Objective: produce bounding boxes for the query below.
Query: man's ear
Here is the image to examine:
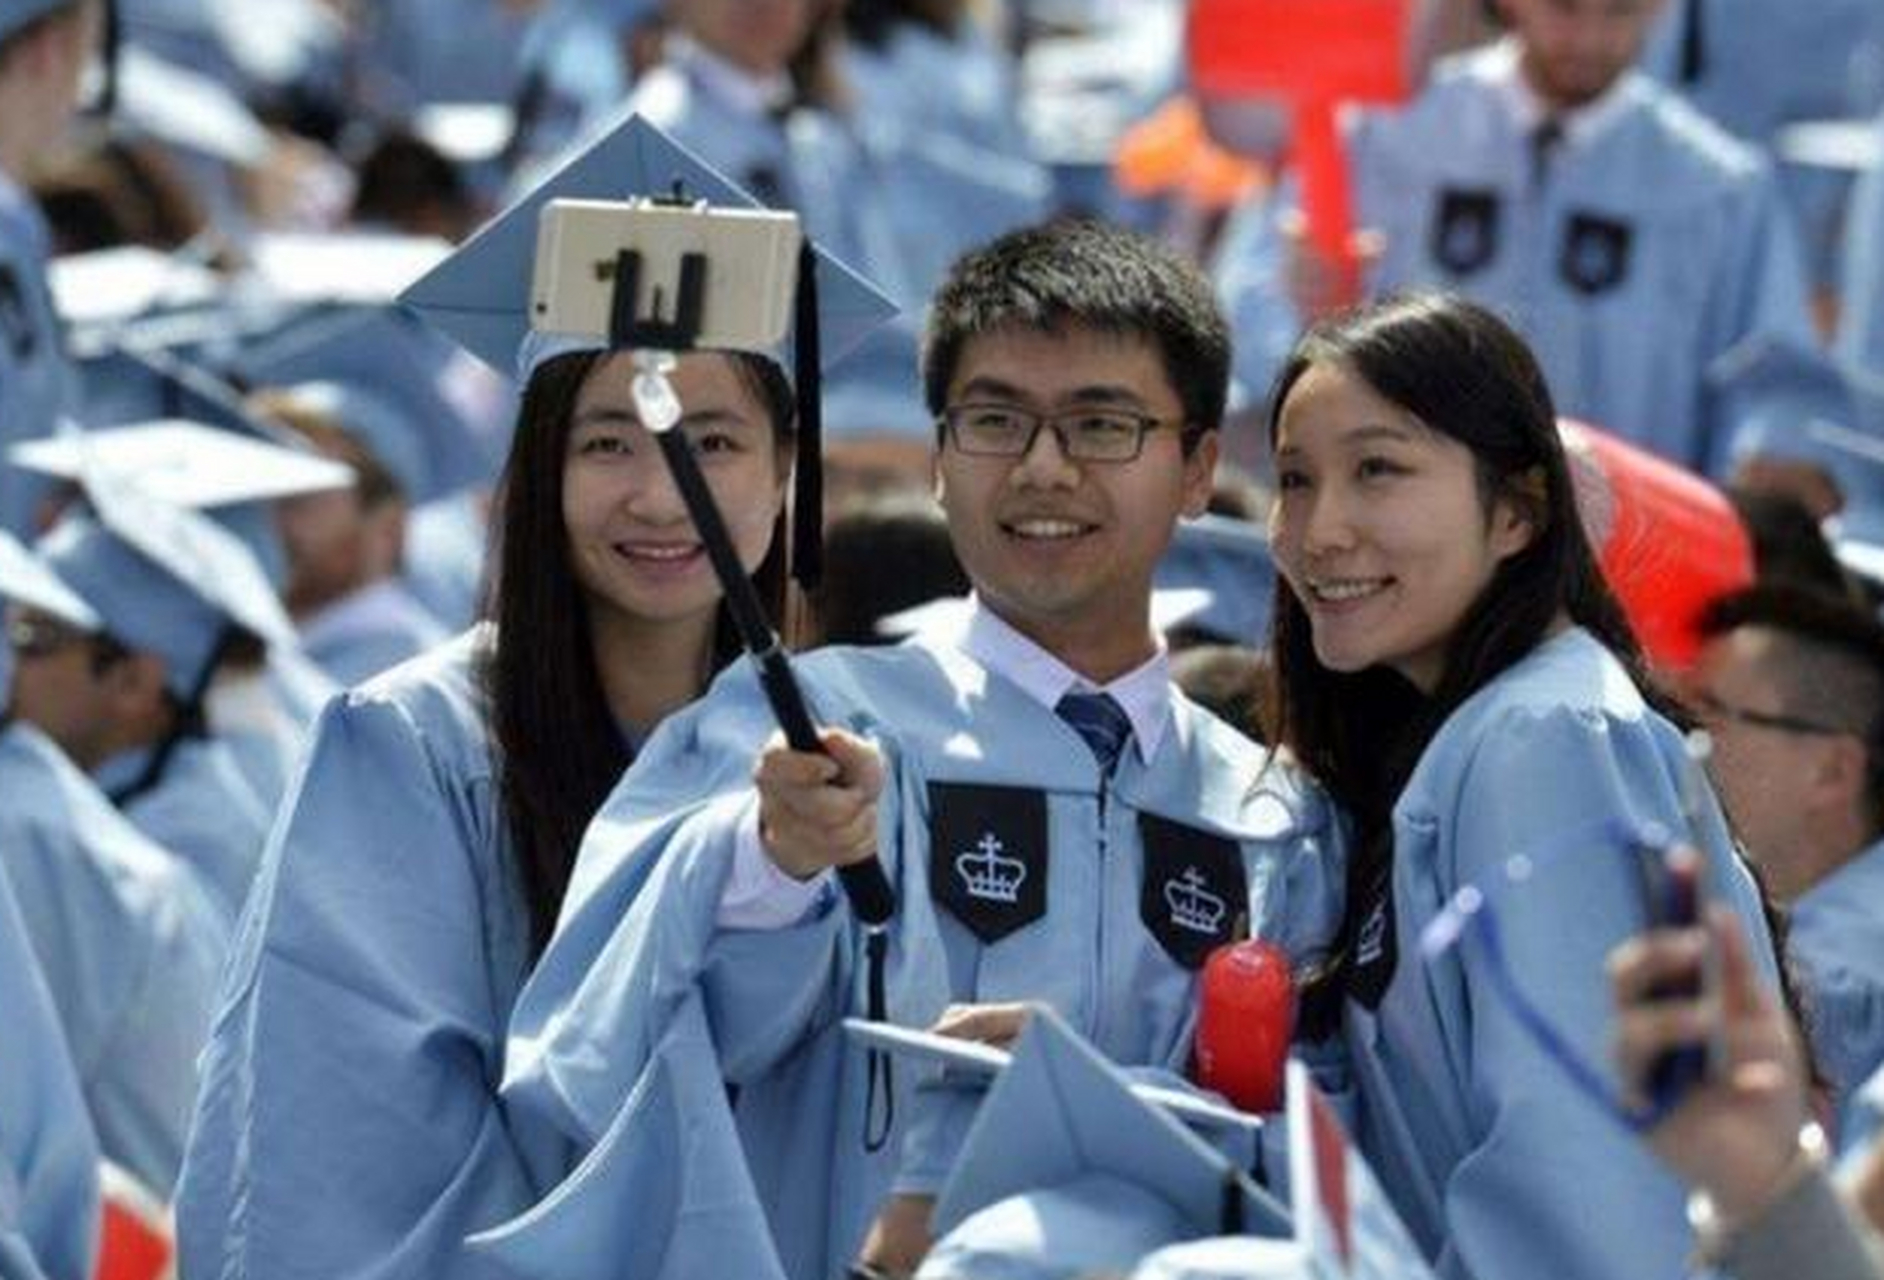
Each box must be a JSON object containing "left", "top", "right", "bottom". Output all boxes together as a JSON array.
[
  {"left": 1181, "top": 431, "right": 1220, "bottom": 519},
  {"left": 1814, "top": 732, "right": 1871, "bottom": 817}
]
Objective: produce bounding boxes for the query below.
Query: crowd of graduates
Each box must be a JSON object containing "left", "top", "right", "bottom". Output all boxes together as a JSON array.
[{"left": 1, "top": 0, "right": 1883, "bottom": 1277}]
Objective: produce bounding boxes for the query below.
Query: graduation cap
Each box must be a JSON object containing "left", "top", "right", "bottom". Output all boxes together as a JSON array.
[
  {"left": 224, "top": 304, "right": 508, "bottom": 502},
  {"left": 398, "top": 111, "right": 900, "bottom": 587},
  {"left": 9, "top": 419, "right": 354, "bottom": 509},
  {"left": 0, "top": 528, "right": 100, "bottom": 630},
  {"left": 921, "top": 1007, "right": 1289, "bottom": 1280},
  {"left": 1156, "top": 513, "right": 1276, "bottom": 648},
  {"left": 34, "top": 462, "right": 297, "bottom": 701}
]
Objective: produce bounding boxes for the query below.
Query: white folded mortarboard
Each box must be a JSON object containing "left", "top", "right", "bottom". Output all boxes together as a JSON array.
[
  {"left": 248, "top": 233, "right": 454, "bottom": 308},
  {"left": 398, "top": 112, "right": 901, "bottom": 586},
  {"left": 49, "top": 245, "right": 221, "bottom": 329},
  {"left": 9, "top": 420, "right": 353, "bottom": 509},
  {"left": 114, "top": 44, "right": 273, "bottom": 168},
  {"left": 0, "top": 528, "right": 100, "bottom": 630}
]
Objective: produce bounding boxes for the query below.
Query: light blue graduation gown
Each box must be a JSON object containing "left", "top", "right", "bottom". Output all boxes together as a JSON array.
[
  {"left": 402, "top": 489, "right": 491, "bottom": 634},
  {"left": 1638, "top": 0, "right": 1884, "bottom": 290},
  {"left": 1354, "top": 48, "right": 1815, "bottom": 474},
  {"left": 841, "top": 18, "right": 1033, "bottom": 164},
  {"left": 297, "top": 578, "right": 451, "bottom": 688},
  {"left": 1218, "top": 44, "right": 1817, "bottom": 472},
  {"left": 0, "top": 721, "right": 227, "bottom": 1200},
  {"left": 94, "top": 735, "right": 271, "bottom": 928},
  {"left": 1340, "top": 627, "right": 1777, "bottom": 1280},
  {"left": 1837, "top": 111, "right": 1884, "bottom": 383},
  {"left": 176, "top": 627, "right": 574, "bottom": 1280},
  {"left": 483, "top": 628, "right": 1345, "bottom": 1280},
  {"left": 0, "top": 859, "right": 99, "bottom": 1280},
  {"left": 1791, "top": 838, "right": 1884, "bottom": 1136},
  {"left": 0, "top": 173, "right": 69, "bottom": 539}
]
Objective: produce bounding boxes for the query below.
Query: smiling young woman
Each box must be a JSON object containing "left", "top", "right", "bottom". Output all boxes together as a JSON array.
[{"left": 1264, "top": 292, "right": 1789, "bottom": 1280}]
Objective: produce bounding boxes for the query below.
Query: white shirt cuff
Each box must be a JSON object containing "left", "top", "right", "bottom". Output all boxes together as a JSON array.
[{"left": 715, "top": 799, "right": 833, "bottom": 930}]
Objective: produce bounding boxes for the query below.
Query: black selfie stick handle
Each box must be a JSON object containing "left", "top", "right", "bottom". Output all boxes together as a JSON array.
[
  {"left": 647, "top": 429, "right": 896, "bottom": 927},
  {"left": 615, "top": 237, "right": 895, "bottom": 929}
]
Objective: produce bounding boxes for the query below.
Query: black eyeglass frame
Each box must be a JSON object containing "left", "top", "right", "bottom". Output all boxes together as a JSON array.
[
  {"left": 1689, "top": 690, "right": 1851, "bottom": 739},
  {"left": 937, "top": 403, "right": 1185, "bottom": 464}
]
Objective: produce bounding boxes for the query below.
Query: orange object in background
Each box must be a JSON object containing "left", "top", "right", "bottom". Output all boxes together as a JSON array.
[
  {"left": 1114, "top": 97, "right": 1268, "bottom": 211},
  {"left": 1561, "top": 420, "right": 1756, "bottom": 672},
  {"left": 1186, "top": 0, "right": 1413, "bottom": 263}
]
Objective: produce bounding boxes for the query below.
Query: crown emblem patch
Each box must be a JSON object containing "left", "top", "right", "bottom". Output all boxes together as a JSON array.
[
  {"left": 1165, "top": 867, "right": 1228, "bottom": 936},
  {"left": 956, "top": 833, "right": 1027, "bottom": 904},
  {"left": 1140, "top": 814, "right": 1249, "bottom": 970},
  {"left": 930, "top": 782, "right": 1048, "bottom": 944}
]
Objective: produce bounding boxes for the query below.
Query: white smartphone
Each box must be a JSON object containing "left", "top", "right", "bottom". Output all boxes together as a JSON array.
[{"left": 529, "top": 197, "right": 802, "bottom": 353}]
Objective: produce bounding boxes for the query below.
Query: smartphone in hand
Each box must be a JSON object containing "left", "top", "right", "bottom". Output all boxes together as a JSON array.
[{"left": 1632, "top": 838, "right": 1716, "bottom": 1109}]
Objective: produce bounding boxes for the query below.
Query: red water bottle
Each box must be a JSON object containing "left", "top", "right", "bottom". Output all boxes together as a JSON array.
[{"left": 1194, "top": 939, "right": 1296, "bottom": 1113}]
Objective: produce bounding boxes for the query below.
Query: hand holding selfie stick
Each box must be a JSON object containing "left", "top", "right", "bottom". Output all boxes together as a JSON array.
[{"left": 602, "top": 207, "right": 896, "bottom": 934}]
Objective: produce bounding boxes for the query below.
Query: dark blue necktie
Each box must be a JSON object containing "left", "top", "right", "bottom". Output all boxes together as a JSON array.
[{"left": 1056, "top": 690, "right": 1133, "bottom": 776}]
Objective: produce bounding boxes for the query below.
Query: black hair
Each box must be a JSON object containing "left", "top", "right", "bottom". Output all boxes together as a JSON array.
[
  {"left": 812, "top": 490, "right": 968, "bottom": 645},
  {"left": 1700, "top": 583, "right": 1884, "bottom": 837},
  {"left": 920, "top": 218, "right": 1231, "bottom": 454},
  {"left": 481, "top": 348, "right": 796, "bottom": 956},
  {"left": 1264, "top": 294, "right": 1671, "bottom": 1037}
]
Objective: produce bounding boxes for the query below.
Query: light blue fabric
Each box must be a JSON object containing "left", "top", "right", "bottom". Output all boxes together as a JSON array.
[
  {"left": 92, "top": 735, "right": 270, "bottom": 928},
  {"left": 842, "top": 17, "right": 1033, "bottom": 163},
  {"left": 401, "top": 488, "right": 490, "bottom": 633},
  {"left": 176, "top": 627, "right": 576, "bottom": 1280},
  {"left": 1840, "top": 1062, "right": 1884, "bottom": 1163},
  {"left": 1837, "top": 110, "right": 1884, "bottom": 383},
  {"left": 1339, "top": 628, "right": 1777, "bottom": 1280},
  {"left": 297, "top": 578, "right": 450, "bottom": 688},
  {"left": 1638, "top": 0, "right": 1884, "bottom": 290},
  {"left": 0, "top": 173, "right": 70, "bottom": 539},
  {"left": 0, "top": 842, "right": 98, "bottom": 1280},
  {"left": 0, "top": 720, "right": 227, "bottom": 1200},
  {"left": 485, "top": 625, "right": 1345, "bottom": 1280},
  {"left": 1219, "top": 44, "right": 1817, "bottom": 474},
  {"left": 623, "top": 57, "right": 1046, "bottom": 436},
  {"left": 1790, "top": 838, "right": 1884, "bottom": 1136},
  {"left": 35, "top": 512, "right": 229, "bottom": 701}
]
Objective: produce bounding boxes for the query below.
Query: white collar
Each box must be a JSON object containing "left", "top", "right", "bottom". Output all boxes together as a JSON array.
[{"left": 957, "top": 594, "right": 1171, "bottom": 763}]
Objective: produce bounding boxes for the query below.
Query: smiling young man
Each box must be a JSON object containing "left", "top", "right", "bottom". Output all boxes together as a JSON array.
[{"left": 483, "top": 220, "right": 1346, "bottom": 1280}]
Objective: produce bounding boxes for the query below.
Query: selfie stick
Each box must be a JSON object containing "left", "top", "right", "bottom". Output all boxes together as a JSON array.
[{"left": 607, "top": 230, "right": 896, "bottom": 932}]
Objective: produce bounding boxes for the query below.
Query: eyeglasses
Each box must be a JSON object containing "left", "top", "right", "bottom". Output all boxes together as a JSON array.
[
  {"left": 939, "top": 403, "right": 1181, "bottom": 463},
  {"left": 5, "top": 613, "right": 95, "bottom": 660},
  {"left": 1688, "top": 690, "right": 1847, "bottom": 738}
]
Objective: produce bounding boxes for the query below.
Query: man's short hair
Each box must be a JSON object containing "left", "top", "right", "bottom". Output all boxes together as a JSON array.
[
  {"left": 1702, "top": 584, "right": 1884, "bottom": 834},
  {"left": 920, "top": 218, "right": 1232, "bottom": 453}
]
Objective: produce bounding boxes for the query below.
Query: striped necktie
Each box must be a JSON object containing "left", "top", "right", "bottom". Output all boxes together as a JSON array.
[{"left": 1056, "top": 691, "right": 1133, "bottom": 776}]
